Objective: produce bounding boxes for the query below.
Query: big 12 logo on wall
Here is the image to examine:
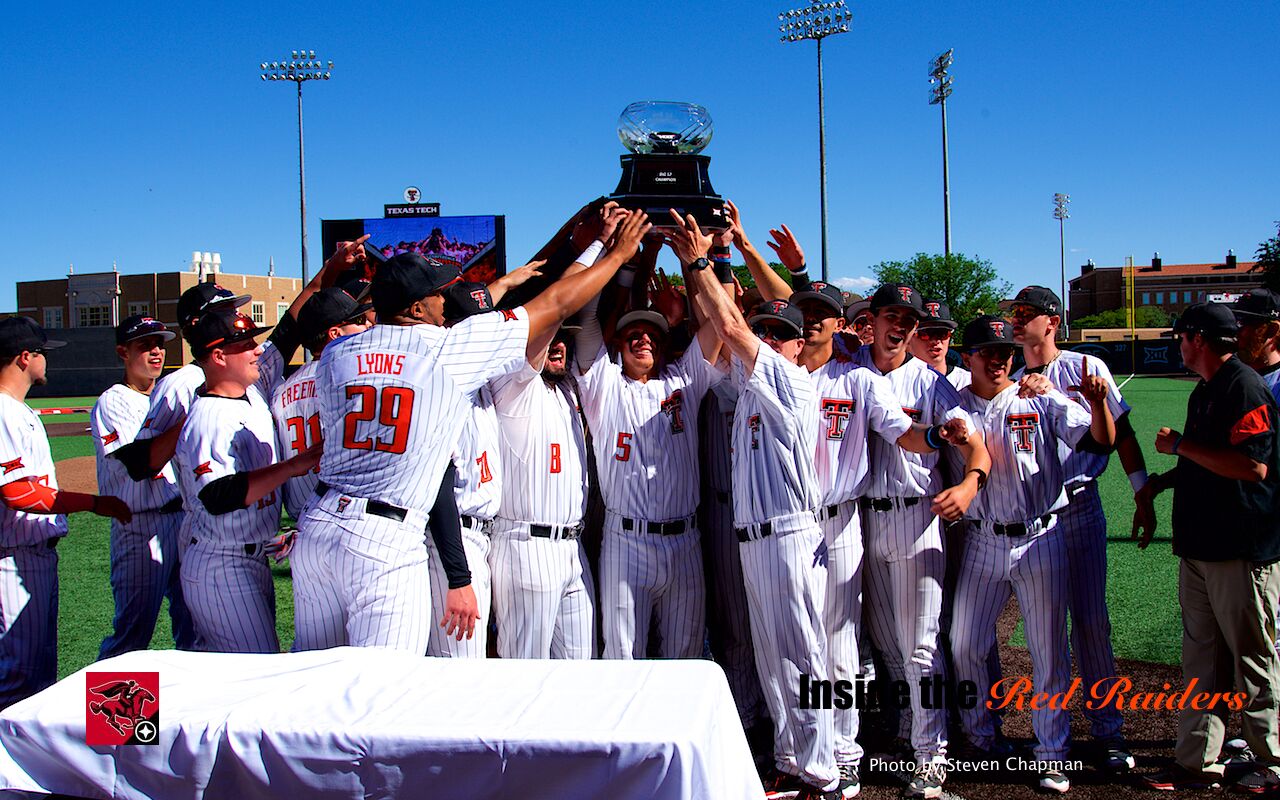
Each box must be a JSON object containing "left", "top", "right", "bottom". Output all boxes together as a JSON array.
[{"left": 85, "top": 672, "right": 160, "bottom": 745}]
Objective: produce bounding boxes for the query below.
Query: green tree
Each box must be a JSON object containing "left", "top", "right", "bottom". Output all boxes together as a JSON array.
[
  {"left": 870, "top": 253, "right": 1011, "bottom": 327},
  {"left": 1252, "top": 221, "right": 1280, "bottom": 292},
  {"left": 1072, "top": 305, "right": 1170, "bottom": 329}
]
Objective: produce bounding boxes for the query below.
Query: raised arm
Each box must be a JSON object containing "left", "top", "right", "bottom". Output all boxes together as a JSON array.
[
  {"left": 674, "top": 210, "right": 759, "bottom": 373},
  {"left": 725, "top": 200, "right": 793, "bottom": 303}
]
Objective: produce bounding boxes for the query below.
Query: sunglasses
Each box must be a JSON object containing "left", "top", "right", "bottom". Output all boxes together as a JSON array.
[
  {"left": 971, "top": 345, "right": 1016, "bottom": 361},
  {"left": 751, "top": 324, "right": 801, "bottom": 342},
  {"left": 916, "top": 328, "right": 953, "bottom": 342},
  {"left": 1009, "top": 306, "right": 1046, "bottom": 323}
]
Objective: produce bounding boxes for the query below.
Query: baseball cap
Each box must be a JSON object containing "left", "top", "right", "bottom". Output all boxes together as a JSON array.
[
  {"left": 869, "top": 283, "right": 925, "bottom": 314},
  {"left": 1169, "top": 302, "right": 1239, "bottom": 340},
  {"left": 0, "top": 317, "right": 66, "bottom": 359},
  {"left": 115, "top": 314, "right": 176, "bottom": 346},
  {"left": 1008, "top": 286, "right": 1063, "bottom": 316},
  {"left": 1232, "top": 289, "right": 1280, "bottom": 323},
  {"left": 962, "top": 315, "right": 1017, "bottom": 349},
  {"left": 186, "top": 310, "right": 273, "bottom": 358},
  {"left": 176, "top": 283, "right": 251, "bottom": 328},
  {"left": 615, "top": 309, "right": 670, "bottom": 336},
  {"left": 442, "top": 281, "right": 495, "bottom": 324},
  {"left": 747, "top": 299, "right": 805, "bottom": 339},
  {"left": 790, "top": 281, "right": 844, "bottom": 315},
  {"left": 370, "top": 253, "right": 462, "bottom": 318},
  {"left": 920, "top": 299, "right": 959, "bottom": 330},
  {"left": 298, "top": 288, "right": 373, "bottom": 346},
  {"left": 844, "top": 298, "right": 871, "bottom": 324}
]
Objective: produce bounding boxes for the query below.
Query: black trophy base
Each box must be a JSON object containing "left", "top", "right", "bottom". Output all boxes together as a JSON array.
[
  {"left": 610, "top": 153, "right": 727, "bottom": 230},
  {"left": 610, "top": 193, "right": 727, "bottom": 231}
]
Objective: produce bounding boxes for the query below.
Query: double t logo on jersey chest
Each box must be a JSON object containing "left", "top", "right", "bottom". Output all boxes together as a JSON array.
[
  {"left": 821, "top": 398, "right": 855, "bottom": 440},
  {"left": 661, "top": 390, "right": 685, "bottom": 433},
  {"left": 1006, "top": 412, "right": 1040, "bottom": 453}
]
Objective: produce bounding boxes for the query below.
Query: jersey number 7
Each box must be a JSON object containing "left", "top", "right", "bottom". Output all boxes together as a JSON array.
[{"left": 342, "top": 385, "right": 415, "bottom": 454}]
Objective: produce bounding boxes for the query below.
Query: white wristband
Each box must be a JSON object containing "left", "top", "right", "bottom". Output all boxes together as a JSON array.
[
  {"left": 1128, "top": 469, "right": 1148, "bottom": 494},
  {"left": 617, "top": 264, "right": 637, "bottom": 288},
  {"left": 577, "top": 240, "right": 605, "bottom": 268}
]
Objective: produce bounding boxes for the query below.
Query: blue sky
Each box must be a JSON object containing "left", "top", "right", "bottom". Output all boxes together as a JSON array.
[{"left": 3, "top": 1, "right": 1276, "bottom": 310}]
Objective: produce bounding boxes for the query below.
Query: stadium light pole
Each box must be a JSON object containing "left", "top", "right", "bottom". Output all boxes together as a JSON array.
[
  {"left": 260, "top": 51, "right": 333, "bottom": 290},
  {"left": 778, "top": 0, "right": 853, "bottom": 282},
  {"left": 929, "top": 49, "right": 954, "bottom": 257},
  {"left": 1054, "top": 192, "right": 1070, "bottom": 337}
]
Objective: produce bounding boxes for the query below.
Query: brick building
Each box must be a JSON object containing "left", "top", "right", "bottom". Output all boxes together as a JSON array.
[
  {"left": 12, "top": 257, "right": 303, "bottom": 397},
  {"left": 1068, "top": 251, "right": 1261, "bottom": 320}
]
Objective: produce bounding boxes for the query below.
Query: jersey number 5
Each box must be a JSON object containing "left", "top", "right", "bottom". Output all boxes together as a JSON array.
[
  {"left": 614, "top": 432, "right": 632, "bottom": 462},
  {"left": 342, "top": 385, "right": 415, "bottom": 454}
]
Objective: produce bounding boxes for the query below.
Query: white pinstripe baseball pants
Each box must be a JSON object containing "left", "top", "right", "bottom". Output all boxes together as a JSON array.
[
  {"left": 818, "top": 501, "right": 865, "bottom": 766},
  {"left": 181, "top": 538, "right": 279, "bottom": 654},
  {"left": 952, "top": 519, "right": 1071, "bottom": 762},
  {"left": 489, "top": 519, "right": 595, "bottom": 660},
  {"left": 600, "top": 512, "right": 705, "bottom": 660},
  {"left": 702, "top": 491, "right": 769, "bottom": 729},
  {"left": 862, "top": 500, "right": 948, "bottom": 764},
  {"left": 0, "top": 543, "right": 58, "bottom": 709},
  {"left": 739, "top": 521, "right": 837, "bottom": 789},
  {"left": 1058, "top": 481, "right": 1125, "bottom": 740},
  {"left": 293, "top": 491, "right": 434, "bottom": 654},
  {"left": 100, "top": 511, "right": 197, "bottom": 659},
  {"left": 426, "top": 520, "right": 491, "bottom": 658}
]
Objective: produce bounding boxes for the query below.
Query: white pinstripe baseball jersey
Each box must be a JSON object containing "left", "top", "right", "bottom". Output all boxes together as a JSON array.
[
  {"left": 491, "top": 364, "right": 588, "bottom": 526},
  {"left": 809, "top": 359, "right": 914, "bottom": 506},
  {"left": 91, "top": 385, "right": 180, "bottom": 515},
  {"left": 454, "top": 385, "right": 502, "bottom": 520},
  {"left": 1014, "top": 350, "right": 1127, "bottom": 484},
  {"left": 137, "top": 344, "right": 285, "bottom": 443},
  {"left": 946, "top": 365, "right": 972, "bottom": 392},
  {"left": 950, "top": 385, "right": 1093, "bottom": 522},
  {"left": 579, "top": 343, "right": 722, "bottom": 521},
  {"left": 173, "top": 387, "right": 282, "bottom": 544},
  {"left": 853, "top": 347, "right": 971, "bottom": 497},
  {"left": 0, "top": 394, "right": 66, "bottom": 545},
  {"left": 271, "top": 361, "right": 322, "bottom": 520},
  {"left": 731, "top": 345, "right": 820, "bottom": 526},
  {"left": 315, "top": 310, "right": 530, "bottom": 511}
]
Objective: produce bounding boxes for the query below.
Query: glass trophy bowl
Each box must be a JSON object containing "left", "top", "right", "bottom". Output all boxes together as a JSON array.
[
  {"left": 617, "top": 101, "right": 714, "bottom": 155},
  {"left": 610, "top": 101, "right": 726, "bottom": 231}
]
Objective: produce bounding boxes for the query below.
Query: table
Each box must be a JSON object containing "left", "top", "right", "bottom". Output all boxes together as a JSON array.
[{"left": 0, "top": 648, "right": 764, "bottom": 800}]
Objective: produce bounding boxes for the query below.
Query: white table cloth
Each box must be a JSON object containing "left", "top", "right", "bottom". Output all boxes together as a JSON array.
[{"left": 0, "top": 648, "right": 764, "bottom": 800}]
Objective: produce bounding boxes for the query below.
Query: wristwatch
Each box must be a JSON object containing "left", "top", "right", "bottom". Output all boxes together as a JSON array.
[{"left": 688, "top": 257, "right": 711, "bottom": 271}]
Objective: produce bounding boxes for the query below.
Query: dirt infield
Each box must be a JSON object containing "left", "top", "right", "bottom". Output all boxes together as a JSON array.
[
  {"left": 55, "top": 456, "right": 97, "bottom": 493},
  {"left": 851, "top": 597, "right": 1209, "bottom": 799},
  {"left": 44, "top": 421, "right": 90, "bottom": 438}
]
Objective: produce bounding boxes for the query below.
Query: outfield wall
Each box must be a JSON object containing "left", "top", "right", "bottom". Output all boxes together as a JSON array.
[{"left": 1061, "top": 338, "right": 1187, "bottom": 377}]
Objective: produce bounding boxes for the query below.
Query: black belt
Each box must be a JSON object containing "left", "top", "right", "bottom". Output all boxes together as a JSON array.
[
  {"left": 622, "top": 516, "right": 691, "bottom": 536},
  {"left": 992, "top": 515, "right": 1053, "bottom": 537},
  {"left": 530, "top": 523, "right": 582, "bottom": 540},
  {"left": 190, "top": 537, "right": 267, "bottom": 557},
  {"left": 735, "top": 521, "right": 773, "bottom": 542},
  {"left": 460, "top": 514, "right": 492, "bottom": 532},
  {"left": 315, "top": 482, "right": 407, "bottom": 523},
  {"left": 859, "top": 496, "right": 922, "bottom": 513}
]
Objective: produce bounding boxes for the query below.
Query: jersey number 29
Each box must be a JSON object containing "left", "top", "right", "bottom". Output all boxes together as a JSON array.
[{"left": 342, "top": 385, "right": 415, "bottom": 454}]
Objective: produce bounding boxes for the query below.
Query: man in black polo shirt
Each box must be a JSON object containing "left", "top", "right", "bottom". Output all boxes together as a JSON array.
[{"left": 1134, "top": 302, "right": 1280, "bottom": 793}]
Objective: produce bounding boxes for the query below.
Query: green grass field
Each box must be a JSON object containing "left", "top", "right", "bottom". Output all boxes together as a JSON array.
[
  {"left": 28, "top": 395, "right": 95, "bottom": 427},
  {"left": 41, "top": 376, "right": 1196, "bottom": 679}
]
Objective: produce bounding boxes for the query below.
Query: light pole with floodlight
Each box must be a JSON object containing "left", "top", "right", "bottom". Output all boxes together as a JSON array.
[
  {"left": 929, "top": 49, "right": 954, "bottom": 257},
  {"left": 260, "top": 51, "right": 333, "bottom": 288},
  {"left": 1054, "top": 192, "right": 1070, "bottom": 336},
  {"left": 778, "top": 0, "right": 853, "bottom": 282}
]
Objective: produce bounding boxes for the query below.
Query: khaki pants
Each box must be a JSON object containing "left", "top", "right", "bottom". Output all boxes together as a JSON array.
[{"left": 1177, "top": 557, "right": 1280, "bottom": 774}]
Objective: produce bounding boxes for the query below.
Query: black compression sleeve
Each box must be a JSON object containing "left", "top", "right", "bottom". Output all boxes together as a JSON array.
[
  {"left": 112, "top": 439, "right": 159, "bottom": 482},
  {"left": 268, "top": 312, "right": 302, "bottom": 365},
  {"left": 1115, "top": 411, "right": 1136, "bottom": 443},
  {"left": 428, "top": 463, "right": 471, "bottom": 589},
  {"left": 1075, "top": 432, "right": 1115, "bottom": 455},
  {"left": 198, "top": 473, "right": 251, "bottom": 515}
]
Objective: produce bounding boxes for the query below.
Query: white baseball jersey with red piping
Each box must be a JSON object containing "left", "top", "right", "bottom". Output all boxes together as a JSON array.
[
  {"left": 91, "top": 384, "right": 194, "bottom": 658},
  {"left": 271, "top": 360, "right": 322, "bottom": 520},
  {"left": 730, "top": 344, "right": 836, "bottom": 789},
  {"left": 577, "top": 341, "right": 722, "bottom": 659},
  {"left": 947, "top": 384, "right": 1092, "bottom": 763},
  {"left": 1012, "top": 349, "right": 1130, "bottom": 741},
  {"left": 0, "top": 394, "right": 66, "bottom": 707},
  {"left": 295, "top": 310, "right": 530, "bottom": 654}
]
